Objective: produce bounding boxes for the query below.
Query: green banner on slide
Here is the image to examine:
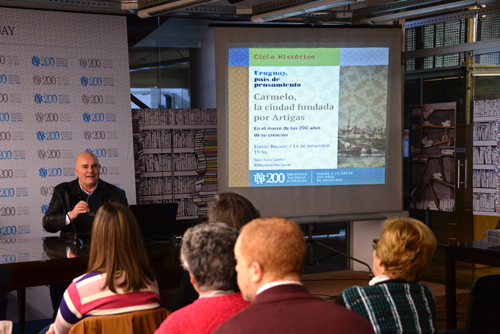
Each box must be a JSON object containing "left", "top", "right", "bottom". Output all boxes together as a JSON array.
[{"left": 249, "top": 48, "right": 340, "bottom": 66}]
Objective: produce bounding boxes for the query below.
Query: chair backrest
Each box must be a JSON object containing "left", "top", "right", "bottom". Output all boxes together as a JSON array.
[
  {"left": 68, "top": 307, "right": 169, "bottom": 334},
  {"left": 464, "top": 274, "right": 500, "bottom": 334}
]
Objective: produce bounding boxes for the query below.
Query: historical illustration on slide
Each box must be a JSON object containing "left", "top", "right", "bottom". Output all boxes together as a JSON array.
[{"left": 337, "top": 65, "right": 388, "bottom": 169}]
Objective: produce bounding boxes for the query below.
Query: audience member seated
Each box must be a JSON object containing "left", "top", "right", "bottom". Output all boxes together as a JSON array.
[
  {"left": 335, "top": 217, "right": 438, "bottom": 334},
  {"left": 45, "top": 202, "right": 161, "bottom": 334},
  {"left": 167, "top": 192, "right": 259, "bottom": 312},
  {"left": 213, "top": 217, "right": 375, "bottom": 334},
  {"left": 0, "top": 265, "right": 10, "bottom": 320},
  {"left": 155, "top": 222, "right": 249, "bottom": 334},
  {"left": 206, "top": 192, "right": 260, "bottom": 229}
]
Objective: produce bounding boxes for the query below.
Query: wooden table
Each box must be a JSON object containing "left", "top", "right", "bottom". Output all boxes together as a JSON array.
[
  {"left": 441, "top": 240, "right": 500, "bottom": 329},
  {"left": 1, "top": 236, "right": 181, "bottom": 334}
]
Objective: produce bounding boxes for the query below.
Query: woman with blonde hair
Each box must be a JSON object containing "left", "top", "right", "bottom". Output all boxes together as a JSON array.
[
  {"left": 336, "top": 217, "right": 438, "bottom": 334},
  {"left": 46, "top": 202, "right": 161, "bottom": 334}
]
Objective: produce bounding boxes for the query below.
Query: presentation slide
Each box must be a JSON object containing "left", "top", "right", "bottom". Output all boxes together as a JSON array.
[{"left": 228, "top": 47, "right": 388, "bottom": 187}]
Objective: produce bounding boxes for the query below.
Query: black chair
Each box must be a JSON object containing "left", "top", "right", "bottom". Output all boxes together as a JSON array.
[{"left": 440, "top": 274, "right": 500, "bottom": 334}]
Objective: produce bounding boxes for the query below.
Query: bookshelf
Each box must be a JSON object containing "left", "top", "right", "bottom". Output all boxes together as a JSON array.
[
  {"left": 472, "top": 99, "right": 499, "bottom": 216},
  {"left": 133, "top": 108, "right": 218, "bottom": 220}
]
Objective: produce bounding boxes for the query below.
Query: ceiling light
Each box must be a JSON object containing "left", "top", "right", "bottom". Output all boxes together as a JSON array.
[
  {"left": 138, "top": 0, "right": 219, "bottom": 18},
  {"left": 251, "top": 0, "right": 357, "bottom": 23}
]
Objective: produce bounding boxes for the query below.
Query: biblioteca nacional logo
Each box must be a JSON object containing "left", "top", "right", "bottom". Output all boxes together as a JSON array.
[{"left": 0, "top": 24, "right": 15, "bottom": 36}]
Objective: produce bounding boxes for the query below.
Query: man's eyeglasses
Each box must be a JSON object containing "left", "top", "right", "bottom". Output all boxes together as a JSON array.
[{"left": 372, "top": 239, "right": 379, "bottom": 250}]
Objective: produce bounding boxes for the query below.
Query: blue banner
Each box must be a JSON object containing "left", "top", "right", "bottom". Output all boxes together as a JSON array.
[{"left": 249, "top": 168, "right": 385, "bottom": 187}]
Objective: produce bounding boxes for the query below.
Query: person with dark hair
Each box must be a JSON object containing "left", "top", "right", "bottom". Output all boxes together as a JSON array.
[
  {"left": 0, "top": 265, "right": 10, "bottom": 320},
  {"left": 45, "top": 203, "right": 160, "bottom": 334},
  {"left": 167, "top": 192, "right": 259, "bottom": 312},
  {"left": 213, "top": 217, "right": 374, "bottom": 334},
  {"left": 336, "top": 217, "right": 438, "bottom": 334},
  {"left": 155, "top": 222, "right": 249, "bottom": 334},
  {"left": 207, "top": 192, "right": 260, "bottom": 230}
]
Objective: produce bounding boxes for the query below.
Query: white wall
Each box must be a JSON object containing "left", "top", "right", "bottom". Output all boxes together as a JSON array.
[{"left": 350, "top": 220, "right": 385, "bottom": 272}]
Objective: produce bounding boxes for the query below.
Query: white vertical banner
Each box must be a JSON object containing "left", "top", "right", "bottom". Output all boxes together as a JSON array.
[{"left": 0, "top": 8, "right": 136, "bottom": 239}]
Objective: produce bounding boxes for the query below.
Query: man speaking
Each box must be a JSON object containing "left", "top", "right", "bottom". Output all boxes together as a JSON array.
[
  {"left": 42, "top": 151, "right": 128, "bottom": 317},
  {"left": 43, "top": 151, "right": 128, "bottom": 235}
]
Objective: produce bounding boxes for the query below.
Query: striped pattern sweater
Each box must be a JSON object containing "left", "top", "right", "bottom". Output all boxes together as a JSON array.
[
  {"left": 341, "top": 282, "right": 437, "bottom": 334},
  {"left": 51, "top": 271, "right": 161, "bottom": 334}
]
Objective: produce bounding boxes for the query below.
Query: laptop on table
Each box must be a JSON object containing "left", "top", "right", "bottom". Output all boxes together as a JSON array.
[{"left": 129, "top": 203, "right": 178, "bottom": 241}]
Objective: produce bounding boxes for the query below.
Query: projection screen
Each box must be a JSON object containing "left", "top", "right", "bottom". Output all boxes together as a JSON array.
[{"left": 214, "top": 25, "right": 403, "bottom": 221}]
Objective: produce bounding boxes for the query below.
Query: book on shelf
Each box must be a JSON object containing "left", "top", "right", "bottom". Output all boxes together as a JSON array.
[
  {"left": 193, "top": 197, "right": 215, "bottom": 204},
  {"left": 195, "top": 177, "right": 217, "bottom": 184},
  {"left": 197, "top": 207, "right": 210, "bottom": 213},
  {"left": 190, "top": 191, "right": 217, "bottom": 198},
  {"left": 195, "top": 183, "right": 218, "bottom": 192},
  {"left": 198, "top": 190, "right": 218, "bottom": 196}
]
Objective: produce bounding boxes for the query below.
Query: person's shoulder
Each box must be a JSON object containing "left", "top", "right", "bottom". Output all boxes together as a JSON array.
[
  {"left": 384, "top": 281, "right": 430, "bottom": 293},
  {"left": 226, "top": 292, "right": 250, "bottom": 305},
  {"left": 99, "top": 179, "right": 126, "bottom": 194},
  {"left": 99, "top": 179, "right": 116, "bottom": 189},
  {"left": 209, "top": 293, "right": 250, "bottom": 313},
  {"left": 341, "top": 284, "right": 368, "bottom": 296},
  {"left": 155, "top": 309, "right": 182, "bottom": 334},
  {"left": 343, "top": 284, "right": 367, "bottom": 291},
  {"left": 415, "top": 281, "right": 433, "bottom": 291},
  {"left": 211, "top": 308, "right": 248, "bottom": 334},
  {"left": 158, "top": 299, "right": 201, "bottom": 330},
  {"left": 306, "top": 299, "right": 375, "bottom": 332},
  {"left": 305, "top": 293, "right": 358, "bottom": 313},
  {"left": 340, "top": 285, "right": 374, "bottom": 306},
  {"left": 53, "top": 179, "right": 75, "bottom": 189},
  {"left": 74, "top": 271, "right": 104, "bottom": 283},
  {"left": 413, "top": 282, "right": 437, "bottom": 300},
  {"left": 51, "top": 180, "right": 77, "bottom": 194}
]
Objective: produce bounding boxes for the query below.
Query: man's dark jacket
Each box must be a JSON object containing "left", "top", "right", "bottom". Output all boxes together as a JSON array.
[{"left": 42, "top": 178, "right": 128, "bottom": 234}]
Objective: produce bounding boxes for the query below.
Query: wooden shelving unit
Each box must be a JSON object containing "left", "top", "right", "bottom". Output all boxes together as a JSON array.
[
  {"left": 132, "top": 108, "right": 218, "bottom": 220},
  {"left": 409, "top": 105, "right": 456, "bottom": 212}
]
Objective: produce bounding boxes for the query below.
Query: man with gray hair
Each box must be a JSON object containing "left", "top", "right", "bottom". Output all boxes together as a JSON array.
[
  {"left": 155, "top": 222, "right": 249, "bottom": 334},
  {"left": 42, "top": 151, "right": 128, "bottom": 318},
  {"left": 43, "top": 151, "right": 128, "bottom": 235}
]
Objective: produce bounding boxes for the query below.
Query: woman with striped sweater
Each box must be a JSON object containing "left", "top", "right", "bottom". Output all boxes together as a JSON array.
[{"left": 46, "top": 202, "right": 161, "bottom": 334}]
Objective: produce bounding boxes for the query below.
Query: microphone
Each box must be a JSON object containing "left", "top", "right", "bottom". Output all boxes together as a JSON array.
[
  {"left": 66, "top": 213, "right": 83, "bottom": 246},
  {"left": 303, "top": 223, "right": 374, "bottom": 280},
  {"left": 325, "top": 247, "right": 374, "bottom": 280}
]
